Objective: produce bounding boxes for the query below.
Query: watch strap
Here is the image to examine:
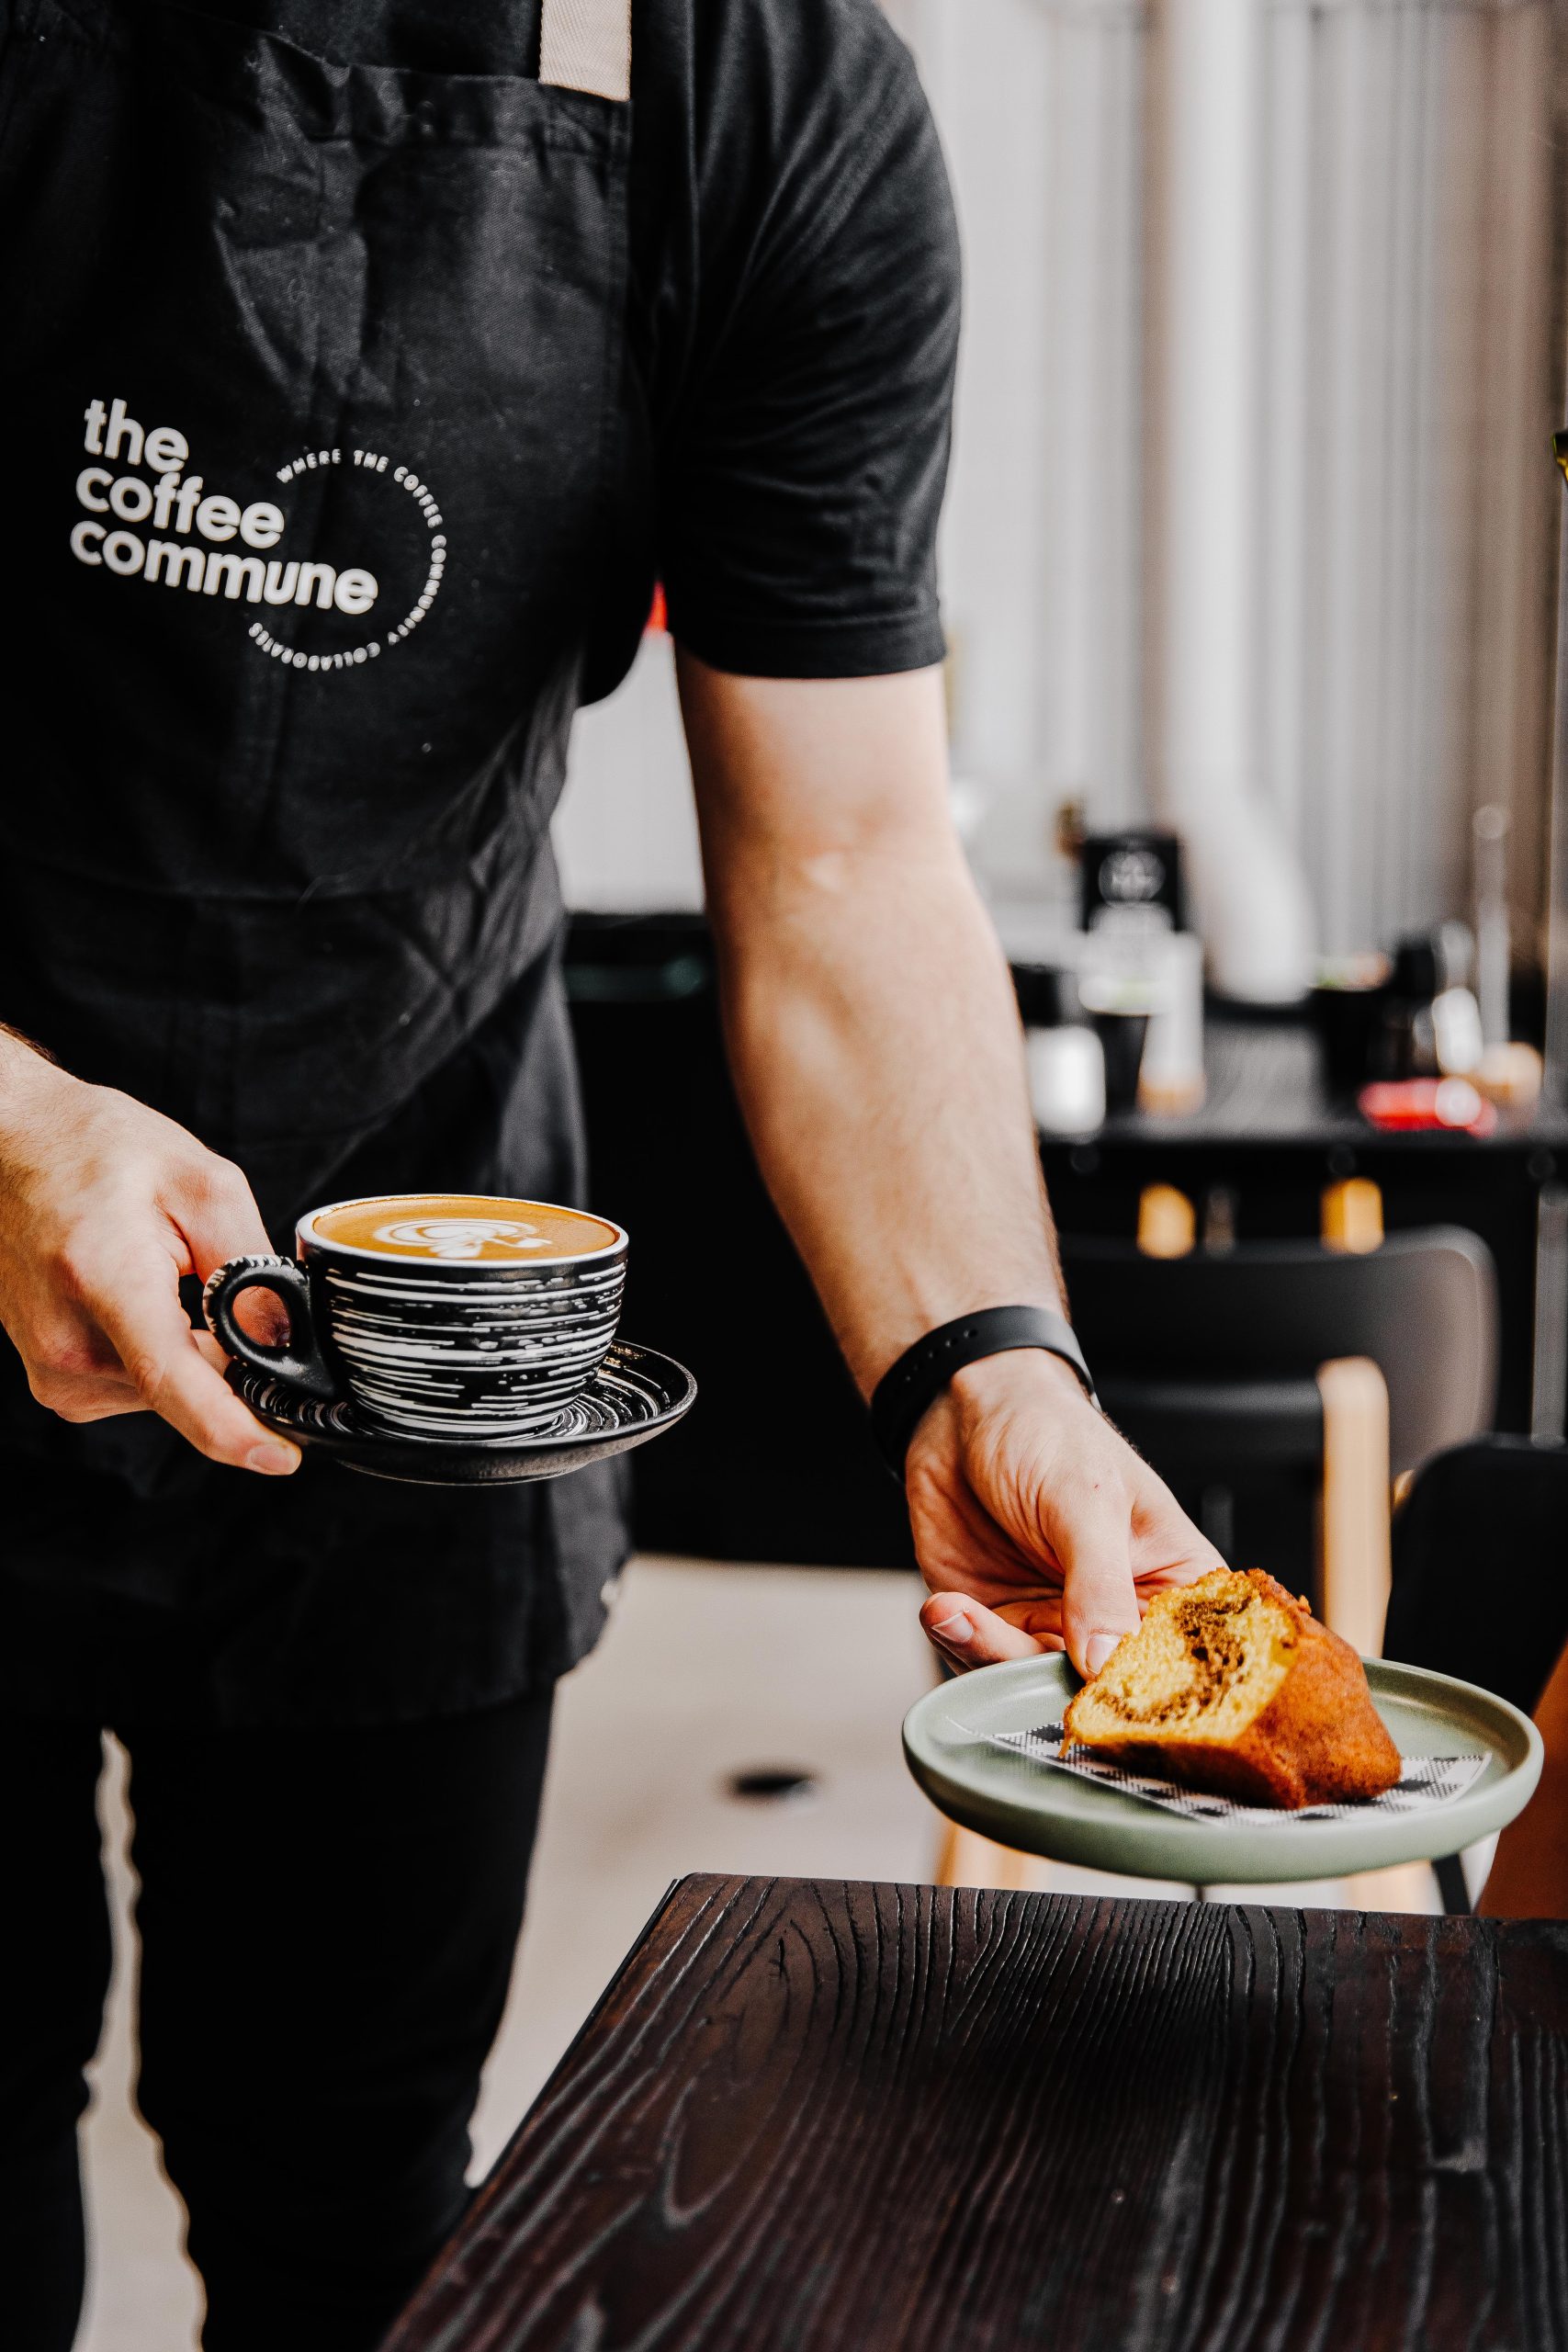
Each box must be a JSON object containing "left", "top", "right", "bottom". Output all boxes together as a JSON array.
[{"left": 870, "top": 1305, "right": 1097, "bottom": 1478}]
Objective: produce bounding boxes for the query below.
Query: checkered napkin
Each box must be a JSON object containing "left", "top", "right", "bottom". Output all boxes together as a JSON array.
[{"left": 986, "top": 1723, "right": 1487, "bottom": 1822}]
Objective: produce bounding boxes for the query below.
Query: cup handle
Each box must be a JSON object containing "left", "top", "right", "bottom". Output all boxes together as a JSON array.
[{"left": 201, "top": 1255, "right": 340, "bottom": 1403}]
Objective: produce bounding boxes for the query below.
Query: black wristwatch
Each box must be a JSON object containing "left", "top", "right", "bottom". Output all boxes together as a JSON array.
[{"left": 869, "top": 1305, "right": 1098, "bottom": 1479}]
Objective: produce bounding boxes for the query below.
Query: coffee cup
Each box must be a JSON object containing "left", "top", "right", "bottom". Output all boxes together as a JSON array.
[{"left": 202, "top": 1193, "right": 628, "bottom": 1442}]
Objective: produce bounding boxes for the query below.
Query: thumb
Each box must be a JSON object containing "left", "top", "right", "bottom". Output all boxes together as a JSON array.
[{"left": 1052, "top": 1490, "right": 1140, "bottom": 1679}]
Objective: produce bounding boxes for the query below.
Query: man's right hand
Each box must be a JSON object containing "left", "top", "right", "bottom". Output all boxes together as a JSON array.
[{"left": 0, "top": 1036, "right": 300, "bottom": 1473}]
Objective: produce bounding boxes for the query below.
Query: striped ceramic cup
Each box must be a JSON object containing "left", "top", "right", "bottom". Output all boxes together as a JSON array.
[{"left": 202, "top": 1193, "right": 628, "bottom": 1443}]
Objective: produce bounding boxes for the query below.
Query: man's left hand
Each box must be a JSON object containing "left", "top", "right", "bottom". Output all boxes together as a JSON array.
[{"left": 909, "top": 1349, "right": 1224, "bottom": 1679}]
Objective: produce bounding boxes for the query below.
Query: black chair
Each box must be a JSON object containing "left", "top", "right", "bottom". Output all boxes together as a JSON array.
[
  {"left": 1063, "top": 1228, "right": 1499, "bottom": 1648},
  {"left": 1385, "top": 1434, "right": 1568, "bottom": 1911}
]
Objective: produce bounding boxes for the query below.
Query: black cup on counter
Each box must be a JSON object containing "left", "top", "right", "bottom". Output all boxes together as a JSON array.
[
  {"left": 1010, "top": 964, "right": 1083, "bottom": 1029},
  {"left": 1076, "top": 974, "right": 1156, "bottom": 1117},
  {"left": 1310, "top": 952, "right": 1392, "bottom": 1100},
  {"left": 1090, "top": 1010, "right": 1150, "bottom": 1115}
]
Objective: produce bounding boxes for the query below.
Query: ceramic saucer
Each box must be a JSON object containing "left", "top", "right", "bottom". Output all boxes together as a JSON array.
[{"left": 226, "top": 1339, "right": 695, "bottom": 1486}]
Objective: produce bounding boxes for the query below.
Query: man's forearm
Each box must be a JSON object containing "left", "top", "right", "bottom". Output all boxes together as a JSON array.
[
  {"left": 709, "top": 832, "right": 1061, "bottom": 1397},
  {"left": 680, "top": 652, "right": 1062, "bottom": 1396},
  {"left": 682, "top": 653, "right": 1216, "bottom": 1673}
]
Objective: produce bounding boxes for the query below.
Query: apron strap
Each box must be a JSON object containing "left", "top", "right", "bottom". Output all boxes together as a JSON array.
[{"left": 539, "top": 0, "right": 632, "bottom": 102}]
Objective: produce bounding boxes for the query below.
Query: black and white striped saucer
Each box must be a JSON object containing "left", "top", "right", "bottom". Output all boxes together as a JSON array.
[{"left": 225, "top": 1340, "right": 695, "bottom": 1486}]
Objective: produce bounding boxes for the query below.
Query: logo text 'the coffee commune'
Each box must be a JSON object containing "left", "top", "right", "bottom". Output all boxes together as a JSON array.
[{"left": 67, "top": 398, "right": 448, "bottom": 670}]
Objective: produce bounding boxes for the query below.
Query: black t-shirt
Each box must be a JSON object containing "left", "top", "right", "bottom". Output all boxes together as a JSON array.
[
  {"left": 192, "top": 0, "right": 961, "bottom": 694},
  {"left": 0, "top": 0, "right": 958, "bottom": 1726}
]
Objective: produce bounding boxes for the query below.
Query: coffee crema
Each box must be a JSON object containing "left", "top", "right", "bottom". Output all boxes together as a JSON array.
[{"left": 308, "top": 1194, "right": 623, "bottom": 1264}]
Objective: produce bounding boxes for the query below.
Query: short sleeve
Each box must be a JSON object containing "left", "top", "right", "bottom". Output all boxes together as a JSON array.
[{"left": 657, "top": 6, "right": 960, "bottom": 680}]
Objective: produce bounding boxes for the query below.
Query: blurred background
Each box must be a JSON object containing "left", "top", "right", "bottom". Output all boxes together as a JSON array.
[
  {"left": 563, "top": 0, "right": 1562, "bottom": 958},
  {"left": 91, "top": 6, "right": 1568, "bottom": 2340},
  {"left": 553, "top": 0, "right": 1568, "bottom": 1567}
]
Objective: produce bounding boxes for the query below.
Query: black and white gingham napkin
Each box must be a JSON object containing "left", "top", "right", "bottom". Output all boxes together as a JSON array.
[{"left": 986, "top": 1723, "right": 1487, "bottom": 1822}]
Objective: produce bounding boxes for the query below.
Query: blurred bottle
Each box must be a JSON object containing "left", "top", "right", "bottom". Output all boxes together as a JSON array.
[
  {"left": 1136, "top": 931, "right": 1205, "bottom": 1114},
  {"left": 1432, "top": 921, "right": 1483, "bottom": 1076},
  {"left": 1473, "top": 806, "right": 1511, "bottom": 1055},
  {"left": 1468, "top": 805, "right": 1541, "bottom": 1104},
  {"left": 1373, "top": 931, "right": 1482, "bottom": 1081}
]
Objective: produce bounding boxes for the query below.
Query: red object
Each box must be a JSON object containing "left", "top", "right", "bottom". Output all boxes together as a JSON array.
[
  {"left": 646, "top": 582, "right": 667, "bottom": 635},
  {"left": 1357, "top": 1079, "right": 1496, "bottom": 1136}
]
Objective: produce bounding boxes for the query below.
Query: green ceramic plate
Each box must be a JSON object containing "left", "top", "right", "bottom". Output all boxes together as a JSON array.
[{"left": 903, "top": 1654, "right": 1542, "bottom": 1884}]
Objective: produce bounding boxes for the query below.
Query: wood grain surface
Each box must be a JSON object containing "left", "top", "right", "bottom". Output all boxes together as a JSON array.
[{"left": 382, "top": 1875, "right": 1568, "bottom": 2352}]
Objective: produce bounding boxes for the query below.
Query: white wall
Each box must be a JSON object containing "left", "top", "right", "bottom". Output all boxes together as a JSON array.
[
  {"left": 551, "top": 630, "right": 704, "bottom": 910},
  {"left": 905, "top": 0, "right": 1146, "bottom": 897},
  {"left": 917, "top": 0, "right": 1557, "bottom": 954},
  {"left": 1250, "top": 0, "right": 1555, "bottom": 953}
]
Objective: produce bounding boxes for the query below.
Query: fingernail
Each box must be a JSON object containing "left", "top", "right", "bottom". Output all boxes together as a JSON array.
[
  {"left": 1085, "top": 1632, "right": 1122, "bottom": 1675},
  {"left": 929, "top": 1609, "right": 975, "bottom": 1651},
  {"left": 247, "top": 1442, "right": 299, "bottom": 1476}
]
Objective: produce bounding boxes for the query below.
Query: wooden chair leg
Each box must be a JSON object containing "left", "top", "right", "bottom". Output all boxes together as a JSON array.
[
  {"left": 934, "top": 1816, "right": 1056, "bottom": 1893},
  {"left": 1433, "top": 1853, "right": 1473, "bottom": 1915},
  {"left": 1316, "top": 1354, "right": 1392, "bottom": 1658},
  {"left": 1315, "top": 1356, "right": 1431, "bottom": 1910},
  {"left": 1338, "top": 1860, "right": 1436, "bottom": 1914}
]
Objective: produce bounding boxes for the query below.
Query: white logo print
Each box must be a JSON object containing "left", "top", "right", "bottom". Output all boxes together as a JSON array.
[
  {"left": 374, "top": 1219, "right": 551, "bottom": 1261},
  {"left": 68, "top": 394, "right": 446, "bottom": 673}
]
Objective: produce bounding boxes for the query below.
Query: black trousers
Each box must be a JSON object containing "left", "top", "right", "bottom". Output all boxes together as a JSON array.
[{"left": 1, "top": 1692, "right": 554, "bottom": 2352}]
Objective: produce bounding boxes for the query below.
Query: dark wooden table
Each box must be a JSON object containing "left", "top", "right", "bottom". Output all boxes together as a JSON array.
[{"left": 384, "top": 1873, "right": 1568, "bottom": 2352}]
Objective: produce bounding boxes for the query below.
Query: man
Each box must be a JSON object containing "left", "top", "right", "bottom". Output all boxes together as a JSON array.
[{"left": 0, "top": 0, "right": 1218, "bottom": 2344}]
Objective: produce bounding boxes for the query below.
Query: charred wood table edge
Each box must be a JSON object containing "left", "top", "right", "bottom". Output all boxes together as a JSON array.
[{"left": 380, "top": 1874, "right": 1568, "bottom": 2352}]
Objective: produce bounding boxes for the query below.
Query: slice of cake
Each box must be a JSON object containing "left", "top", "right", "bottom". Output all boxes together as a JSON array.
[{"left": 1062, "top": 1567, "right": 1402, "bottom": 1809}]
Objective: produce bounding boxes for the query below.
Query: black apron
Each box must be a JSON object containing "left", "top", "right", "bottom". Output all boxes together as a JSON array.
[{"left": 0, "top": 0, "right": 637, "bottom": 1725}]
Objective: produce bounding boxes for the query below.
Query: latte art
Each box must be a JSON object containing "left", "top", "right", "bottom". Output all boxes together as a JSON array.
[
  {"left": 374, "top": 1218, "right": 551, "bottom": 1261},
  {"left": 307, "top": 1193, "right": 623, "bottom": 1265}
]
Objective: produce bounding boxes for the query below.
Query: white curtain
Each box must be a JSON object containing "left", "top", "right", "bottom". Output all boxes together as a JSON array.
[{"left": 908, "top": 0, "right": 1559, "bottom": 956}]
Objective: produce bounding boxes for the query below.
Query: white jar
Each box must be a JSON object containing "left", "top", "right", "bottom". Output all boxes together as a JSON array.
[{"left": 1026, "top": 1023, "right": 1106, "bottom": 1136}]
